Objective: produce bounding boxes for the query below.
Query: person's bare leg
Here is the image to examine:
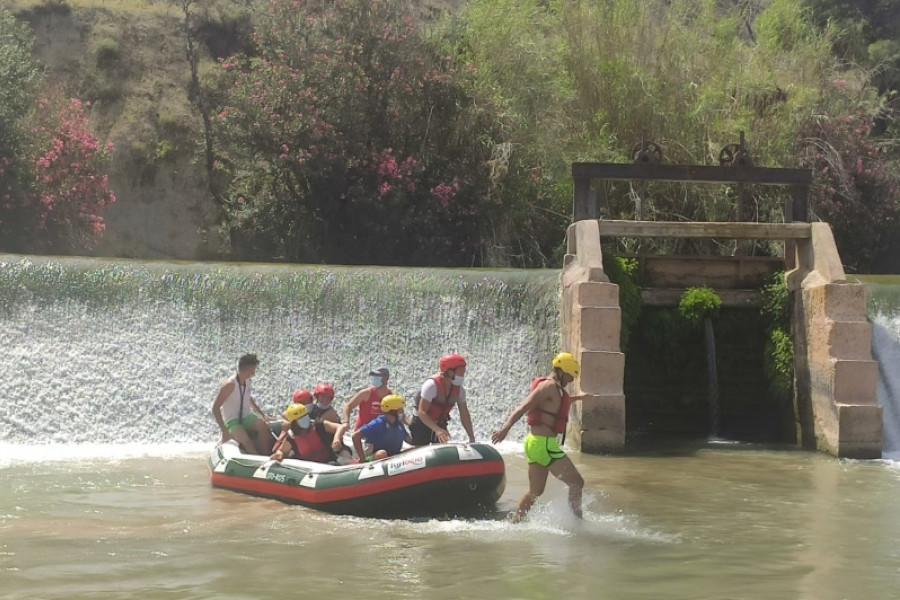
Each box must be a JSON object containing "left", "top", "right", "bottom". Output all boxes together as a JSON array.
[
  {"left": 511, "top": 462, "right": 550, "bottom": 523},
  {"left": 549, "top": 456, "right": 584, "bottom": 518},
  {"left": 252, "top": 418, "right": 273, "bottom": 454},
  {"left": 226, "top": 427, "right": 259, "bottom": 454}
]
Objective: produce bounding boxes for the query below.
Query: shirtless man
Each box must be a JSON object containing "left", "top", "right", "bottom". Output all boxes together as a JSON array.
[
  {"left": 212, "top": 354, "right": 272, "bottom": 455},
  {"left": 491, "top": 352, "right": 585, "bottom": 522}
]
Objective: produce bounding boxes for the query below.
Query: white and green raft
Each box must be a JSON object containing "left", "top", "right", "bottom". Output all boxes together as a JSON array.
[{"left": 208, "top": 440, "right": 506, "bottom": 518}]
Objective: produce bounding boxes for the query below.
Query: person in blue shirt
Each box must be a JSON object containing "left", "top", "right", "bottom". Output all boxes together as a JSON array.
[{"left": 352, "top": 394, "right": 411, "bottom": 461}]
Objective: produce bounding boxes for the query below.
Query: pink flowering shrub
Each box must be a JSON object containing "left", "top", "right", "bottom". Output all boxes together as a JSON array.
[
  {"left": 798, "top": 88, "right": 900, "bottom": 272},
  {"left": 1, "top": 98, "right": 116, "bottom": 253}
]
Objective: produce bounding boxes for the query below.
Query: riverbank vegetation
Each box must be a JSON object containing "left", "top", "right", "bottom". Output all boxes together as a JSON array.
[{"left": 1, "top": 0, "right": 898, "bottom": 270}]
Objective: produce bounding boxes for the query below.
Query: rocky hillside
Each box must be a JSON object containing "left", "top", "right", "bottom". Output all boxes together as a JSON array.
[{"left": 10, "top": 0, "right": 463, "bottom": 260}]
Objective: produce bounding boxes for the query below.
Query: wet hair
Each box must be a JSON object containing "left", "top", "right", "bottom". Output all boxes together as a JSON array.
[{"left": 238, "top": 353, "right": 260, "bottom": 369}]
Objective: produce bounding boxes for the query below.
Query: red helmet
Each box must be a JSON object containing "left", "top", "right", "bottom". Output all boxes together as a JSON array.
[
  {"left": 291, "top": 389, "right": 312, "bottom": 404},
  {"left": 439, "top": 353, "right": 467, "bottom": 373},
  {"left": 313, "top": 382, "right": 335, "bottom": 401}
]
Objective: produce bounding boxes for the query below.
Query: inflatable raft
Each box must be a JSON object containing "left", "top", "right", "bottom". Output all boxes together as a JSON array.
[{"left": 208, "top": 440, "right": 506, "bottom": 517}]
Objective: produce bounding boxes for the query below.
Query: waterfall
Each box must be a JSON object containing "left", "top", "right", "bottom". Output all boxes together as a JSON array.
[
  {"left": 704, "top": 316, "right": 720, "bottom": 439},
  {"left": 0, "top": 255, "right": 560, "bottom": 445},
  {"left": 863, "top": 277, "right": 900, "bottom": 459}
]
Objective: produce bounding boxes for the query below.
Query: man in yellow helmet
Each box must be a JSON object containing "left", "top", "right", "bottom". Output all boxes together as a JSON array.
[
  {"left": 491, "top": 352, "right": 586, "bottom": 522},
  {"left": 351, "top": 394, "right": 412, "bottom": 462}
]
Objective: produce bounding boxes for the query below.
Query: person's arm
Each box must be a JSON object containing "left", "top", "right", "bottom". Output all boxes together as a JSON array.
[
  {"left": 249, "top": 396, "right": 270, "bottom": 420},
  {"left": 568, "top": 394, "right": 587, "bottom": 402},
  {"left": 324, "top": 421, "right": 349, "bottom": 451},
  {"left": 490, "top": 383, "right": 548, "bottom": 444},
  {"left": 457, "top": 402, "right": 476, "bottom": 443},
  {"left": 402, "top": 425, "right": 413, "bottom": 446},
  {"left": 212, "top": 380, "right": 234, "bottom": 440},
  {"left": 351, "top": 429, "right": 367, "bottom": 462},
  {"left": 416, "top": 398, "right": 450, "bottom": 443},
  {"left": 270, "top": 431, "right": 290, "bottom": 461},
  {"left": 342, "top": 390, "right": 364, "bottom": 424}
]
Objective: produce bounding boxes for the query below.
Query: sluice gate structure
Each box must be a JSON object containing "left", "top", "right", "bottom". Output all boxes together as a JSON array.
[{"left": 562, "top": 149, "right": 882, "bottom": 458}]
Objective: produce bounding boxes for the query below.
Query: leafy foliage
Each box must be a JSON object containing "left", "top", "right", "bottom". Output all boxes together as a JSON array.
[
  {"left": 211, "top": 0, "right": 563, "bottom": 266},
  {"left": 601, "top": 252, "right": 641, "bottom": 351},
  {"left": 1, "top": 96, "right": 116, "bottom": 253},
  {"left": 0, "top": 8, "right": 40, "bottom": 227},
  {"left": 760, "top": 271, "right": 793, "bottom": 398},
  {"left": 678, "top": 286, "right": 722, "bottom": 325}
]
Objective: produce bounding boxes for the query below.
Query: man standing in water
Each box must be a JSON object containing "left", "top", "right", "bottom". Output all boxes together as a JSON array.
[
  {"left": 212, "top": 353, "right": 272, "bottom": 455},
  {"left": 491, "top": 352, "right": 585, "bottom": 522},
  {"left": 409, "top": 353, "right": 476, "bottom": 446}
]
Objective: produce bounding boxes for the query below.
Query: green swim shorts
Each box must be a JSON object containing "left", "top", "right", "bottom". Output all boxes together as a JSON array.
[
  {"left": 524, "top": 433, "right": 566, "bottom": 467},
  {"left": 225, "top": 414, "right": 258, "bottom": 431}
]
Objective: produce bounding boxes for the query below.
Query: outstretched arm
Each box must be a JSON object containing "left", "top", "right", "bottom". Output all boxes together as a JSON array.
[
  {"left": 490, "top": 384, "right": 547, "bottom": 444},
  {"left": 270, "top": 431, "right": 290, "bottom": 461}
]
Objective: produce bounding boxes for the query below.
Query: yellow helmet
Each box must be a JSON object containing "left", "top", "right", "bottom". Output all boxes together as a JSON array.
[
  {"left": 284, "top": 402, "right": 310, "bottom": 423},
  {"left": 381, "top": 394, "right": 405, "bottom": 413},
  {"left": 552, "top": 352, "right": 580, "bottom": 377}
]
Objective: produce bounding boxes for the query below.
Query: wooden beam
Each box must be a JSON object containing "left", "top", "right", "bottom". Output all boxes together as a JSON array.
[
  {"left": 572, "top": 163, "right": 812, "bottom": 186},
  {"left": 595, "top": 220, "right": 811, "bottom": 239},
  {"left": 641, "top": 289, "right": 763, "bottom": 308}
]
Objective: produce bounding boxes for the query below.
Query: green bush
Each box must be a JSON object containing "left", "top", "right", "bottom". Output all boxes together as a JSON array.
[
  {"left": 678, "top": 286, "right": 722, "bottom": 325},
  {"left": 760, "top": 271, "right": 794, "bottom": 397},
  {"left": 602, "top": 252, "right": 641, "bottom": 351},
  {"left": 94, "top": 38, "right": 121, "bottom": 70}
]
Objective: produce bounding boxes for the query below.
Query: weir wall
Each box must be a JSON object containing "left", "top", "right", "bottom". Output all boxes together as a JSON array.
[{"left": 562, "top": 219, "right": 882, "bottom": 458}]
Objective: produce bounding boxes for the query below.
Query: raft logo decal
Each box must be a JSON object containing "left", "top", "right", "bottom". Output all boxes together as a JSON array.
[{"left": 387, "top": 454, "right": 426, "bottom": 476}]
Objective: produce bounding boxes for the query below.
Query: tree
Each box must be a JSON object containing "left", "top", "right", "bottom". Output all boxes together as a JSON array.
[
  {"left": 0, "top": 7, "right": 40, "bottom": 239},
  {"left": 213, "top": 0, "right": 557, "bottom": 266}
]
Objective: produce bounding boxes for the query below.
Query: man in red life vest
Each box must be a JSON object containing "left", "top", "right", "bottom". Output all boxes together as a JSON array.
[
  {"left": 270, "top": 403, "right": 349, "bottom": 463},
  {"left": 342, "top": 367, "right": 393, "bottom": 431},
  {"left": 309, "top": 383, "right": 340, "bottom": 424},
  {"left": 409, "top": 353, "right": 476, "bottom": 446},
  {"left": 491, "top": 352, "right": 586, "bottom": 522}
]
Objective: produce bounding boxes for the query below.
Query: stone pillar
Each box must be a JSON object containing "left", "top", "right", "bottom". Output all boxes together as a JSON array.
[
  {"left": 789, "top": 223, "right": 882, "bottom": 458},
  {"left": 562, "top": 221, "right": 626, "bottom": 452}
]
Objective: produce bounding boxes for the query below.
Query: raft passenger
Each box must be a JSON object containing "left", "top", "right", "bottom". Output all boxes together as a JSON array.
[
  {"left": 351, "top": 394, "right": 412, "bottom": 462},
  {"left": 271, "top": 403, "right": 350, "bottom": 464}
]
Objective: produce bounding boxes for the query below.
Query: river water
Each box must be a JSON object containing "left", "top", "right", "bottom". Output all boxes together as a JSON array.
[{"left": 3, "top": 258, "right": 900, "bottom": 599}]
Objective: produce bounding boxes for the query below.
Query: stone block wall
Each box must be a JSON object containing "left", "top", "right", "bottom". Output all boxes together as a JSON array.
[{"left": 562, "top": 221, "right": 626, "bottom": 451}]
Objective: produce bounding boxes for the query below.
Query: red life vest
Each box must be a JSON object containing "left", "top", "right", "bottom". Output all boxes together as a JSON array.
[
  {"left": 355, "top": 386, "right": 392, "bottom": 431},
  {"left": 288, "top": 422, "right": 334, "bottom": 463},
  {"left": 526, "top": 376, "right": 571, "bottom": 435},
  {"left": 422, "top": 375, "right": 461, "bottom": 424}
]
